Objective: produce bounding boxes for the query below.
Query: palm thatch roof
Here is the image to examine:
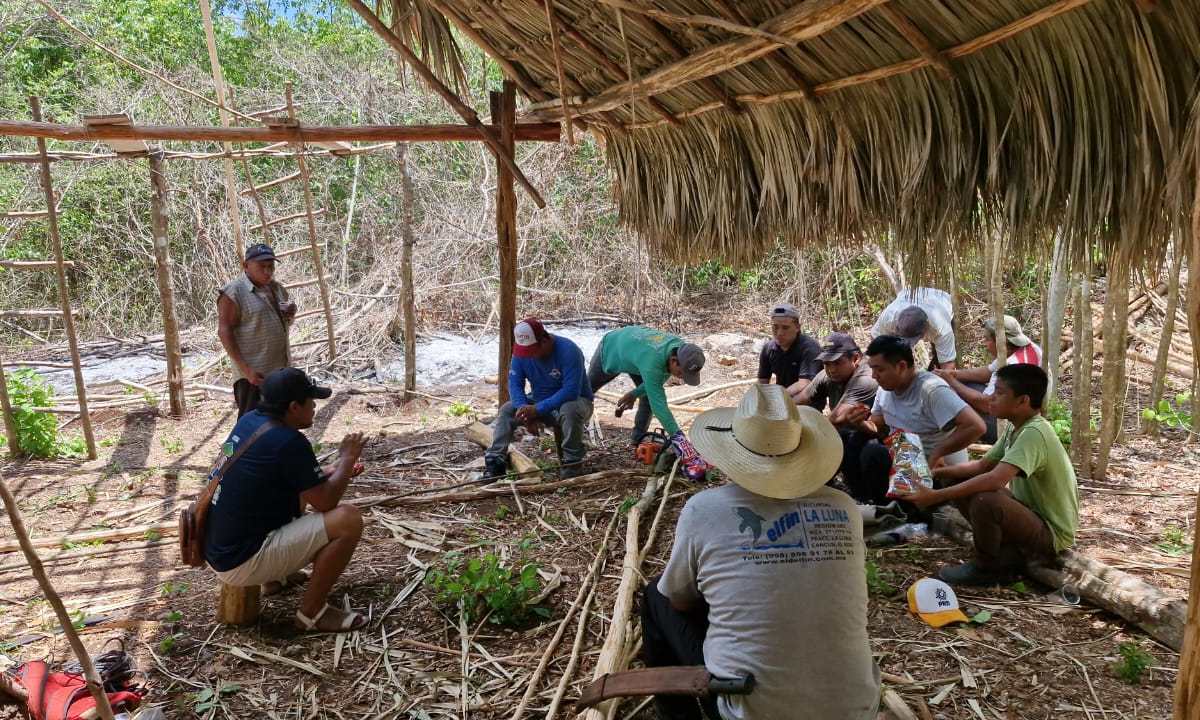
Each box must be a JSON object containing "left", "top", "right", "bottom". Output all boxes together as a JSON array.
[{"left": 360, "top": 0, "right": 1200, "bottom": 268}]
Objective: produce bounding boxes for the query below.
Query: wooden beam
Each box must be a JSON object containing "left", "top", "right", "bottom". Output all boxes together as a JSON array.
[
  {"left": 493, "top": 83, "right": 518, "bottom": 407},
  {"left": 626, "top": 13, "right": 743, "bottom": 114},
  {"left": 553, "top": 0, "right": 883, "bottom": 118},
  {"left": 876, "top": 4, "right": 952, "bottom": 76},
  {"left": 250, "top": 208, "right": 326, "bottom": 232},
  {"left": 147, "top": 152, "right": 186, "bottom": 418},
  {"left": 710, "top": 0, "right": 813, "bottom": 98},
  {"left": 544, "top": 0, "right": 576, "bottom": 144},
  {"left": 1, "top": 210, "right": 49, "bottom": 220},
  {"left": 239, "top": 171, "right": 300, "bottom": 195},
  {"left": 0, "top": 119, "right": 562, "bottom": 144},
  {"left": 0, "top": 259, "right": 75, "bottom": 270},
  {"left": 30, "top": 97, "right": 94, "bottom": 460},
  {"left": 425, "top": 0, "right": 552, "bottom": 103},
  {"left": 345, "top": 0, "right": 548, "bottom": 208}
]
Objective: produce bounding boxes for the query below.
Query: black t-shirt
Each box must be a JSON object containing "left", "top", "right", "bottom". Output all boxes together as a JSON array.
[
  {"left": 757, "top": 334, "right": 822, "bottom": 387},
  {"left": 204, "top": 410, "right": 326, "bottom": 571}
]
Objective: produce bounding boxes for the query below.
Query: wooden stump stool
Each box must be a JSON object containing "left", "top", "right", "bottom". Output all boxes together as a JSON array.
[{"left": 217, "top": 583, "right": 260, "bottom": 625}]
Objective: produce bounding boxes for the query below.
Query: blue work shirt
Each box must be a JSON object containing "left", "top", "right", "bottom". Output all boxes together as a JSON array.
[{"left": 508, "top": 334, "right": 593, "bottom": 415}]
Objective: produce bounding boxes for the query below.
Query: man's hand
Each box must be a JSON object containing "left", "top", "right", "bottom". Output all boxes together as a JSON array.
[
  {"left": 931, "top": 464, "right": 954, "bottom": 480},
  {"left": 841, "top": 403, "right": 871, "bottom": 426},
  {"left": 338, "top": 432, "right": 366, "bottom": 469},
  {"left": 615, "top": 392, "right": 637, "bottom": 417},
  {"left": 514, "top": 404, "right": 538, "bottom": 424},
  {"left": 932, "top": 368, "right": 953, "bottom": 381},
  {"left": 896, "top": 481, "right": 941, "bottom": 508},
  {"left": 243, "top": 368, "right": 266, "bottom": 386},
  {"left": 928, "top": 453, "right": 946, "bottom": 470}
]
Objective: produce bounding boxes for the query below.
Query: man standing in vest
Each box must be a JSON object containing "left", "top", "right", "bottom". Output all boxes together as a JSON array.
[{"left": 218, "top": 244, "right": 296, "bottom": 417}]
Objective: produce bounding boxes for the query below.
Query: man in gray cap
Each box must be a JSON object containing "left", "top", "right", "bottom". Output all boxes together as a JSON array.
[
  {"left": 218, "top": 243, "right": 297, "bottom": 417},
  {"left": 757, "top": 302, "right": 822, "bottom": 401},
  {"left": 872, "top": 287, "right": 957, "bottom": 370}
]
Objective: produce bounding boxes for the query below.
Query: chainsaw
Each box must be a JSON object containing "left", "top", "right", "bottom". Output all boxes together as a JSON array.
[{"left": 634, "top": 429, "right": 677, "bottom": 474}]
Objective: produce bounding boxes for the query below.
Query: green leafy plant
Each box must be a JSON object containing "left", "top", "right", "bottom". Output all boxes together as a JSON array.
[
  {"left": 166, "top": 609, "right": 183, "bottom": 622},
  {"left": 1155, "top": 525, "right": 1191, "bottom": 556},
  {"left": 1112, "top": 641, "right": 1154, "bottom": 684},
  {"left": 3, "top": 370, "right": 60, "bottom": 458},
  {"left": 157, "top": 634, "right": 177, "bottom": 654},
  {"left": 144, "top": 529, "right": 162, "bottom": 541},
  {"left": 494, "top": 504, "right": 510, "bottom": 521},
  {"left": 970, "top": 610, "right": 993, "bottom": 624},
  {"left": 160, "top": 435, "right": 183, "bottom": 455},
  {"left": 62, "top": 539, "right": 103, "bottom": 551},
  {"left": 425, "top": 551, "right": 547, "bottom": 626},
  {"left": 159, "top": 581, "right": 189, "bottom": 596},
  {"left": 1141, "top": 392, "right": 1194, "bottom": 431},
  {"left": 1009, "top": 580, "right": 1029, "bottom": 594},
  {"left": 1045, "top": 401, "right": 1072, "bottom": 446},
  {"left": 446, "top": 401, "right": 474, "bottom": 418},
  {"left": 192, "top": 682, "right": 241, "bottom": 714},
  {"left": 864, "top": 557, "right": 896, "bottom": 596}
]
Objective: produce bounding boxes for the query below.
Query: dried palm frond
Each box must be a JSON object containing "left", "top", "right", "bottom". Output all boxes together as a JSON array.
[{"left": 386, "top": 0, "right": 467, "bottom": 95}]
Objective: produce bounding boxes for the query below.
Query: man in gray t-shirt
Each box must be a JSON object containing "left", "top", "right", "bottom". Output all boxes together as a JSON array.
[
  {"left": 840, "top": 336, "right": 985, "bottom": 504},
  {"left": 644, "top": 384, "right": 880, "bottom": 720}
]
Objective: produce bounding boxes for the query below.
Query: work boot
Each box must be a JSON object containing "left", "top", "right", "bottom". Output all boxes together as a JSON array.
[
  {"left": 560, "top": 462, "right": 586, "bottom": 479},
  {"left": 937, "top": 561, "right": 1008, "bottom": 587},
  {"left": 484, "top": 455, "right": 508, "bottom": 480}
]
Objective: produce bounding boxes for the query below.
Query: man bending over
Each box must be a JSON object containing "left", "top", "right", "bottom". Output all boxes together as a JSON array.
[{"left": 205, "top": 368, "right": 367, "bottom": 633}]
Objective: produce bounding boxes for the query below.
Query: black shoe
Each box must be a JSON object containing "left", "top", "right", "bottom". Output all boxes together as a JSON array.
[
  {"left": 484, "top": 456, "right": 508, "bottom": 480},
  {"left": 560, "top": 462, "right": 586, "bottom": 479},
  {"left": 938, "top": 561, "right": 1007, "bottom": 587}
]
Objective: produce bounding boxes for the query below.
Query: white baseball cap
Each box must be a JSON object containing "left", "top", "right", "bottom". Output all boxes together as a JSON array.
[
  {"left": 513, "top": 318, "right": 549, "bottom": 358},
  {"left": 907, "top": 578, "right": 970, "bottom": 628}
]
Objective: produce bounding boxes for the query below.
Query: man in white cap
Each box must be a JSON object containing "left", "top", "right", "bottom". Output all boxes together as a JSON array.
[
  {"left": 642, "top": 383, "right": 880, "bottom": 720},
  {"left": 485, "top": 318, "right": 593, "bottom": 479},
  {"left": 756, "top": 302, "right": 822, "bottom": 401},
  {"left": 936, "top": 315, "right": 1043, "bottom": 444},
  {"left": 872, "top": 287, "right": 957, "bottom": 370}
]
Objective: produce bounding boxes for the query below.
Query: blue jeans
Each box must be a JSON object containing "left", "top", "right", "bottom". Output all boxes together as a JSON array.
[{"left": 485, "top": 399, "right": 593, "bottom": 465}]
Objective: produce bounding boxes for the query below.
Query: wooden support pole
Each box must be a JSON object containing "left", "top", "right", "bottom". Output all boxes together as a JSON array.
[
  {"left": 492, "top": 82, "right": 518, "bottom": 407},
  {"left": 1146, "top": 236, "right": 1185, "bottom": 434},
  {"left": 147, "top": 152, "right": 186, "bottom": 417},
  {"left": 1070, "top": 264, "right": 1094, "bottom": 477},
  {"left": 286, "top": 84, "right": 338, "bottom": 361},
  {"left": 398, "top": 143, "right": 418, "bottom": 394},
  {"left": 1044, "top": 229, "right": 1070, "bottom": 401},
  {"left": 345, "top": 0, "right": 549, "bottom": 209},
  {"left": 217, "top": 582, "right": 260, "bottom": 625},
  {"left": 543, "top": 0, "right": 575, "bottom": 144},
  {"left": 0, "top": 471, "right": 115, "bottom": 720},
  {"left": 198, "top": 0, "right": 245, "bottom": 258},
  {"left": 30, "top": 97, "right": 95, "bottom": 460},
  {"left": 0, "top": 356, "right": 20, "bottom": 456},
  {"left": 1095, "top": 249, "right": 1131, "bottom": 478}
]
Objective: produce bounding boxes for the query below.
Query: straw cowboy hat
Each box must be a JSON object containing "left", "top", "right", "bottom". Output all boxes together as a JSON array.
[{"left": 691, "top": 384, "right": 843, "bottom": 500}]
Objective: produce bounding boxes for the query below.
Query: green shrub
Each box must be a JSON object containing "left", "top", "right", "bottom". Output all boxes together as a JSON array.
[
  {"left": 1112, "top": 641, "right": 1154, "bottom": 684},
  {"left": 864, "top": 556, "right": 896, "bottom": 596},
  {"left": 3, "top": 370, "right": 59, "bottom": 458},
  {"left": 425, "top": 551, "right": 548, "bottom": 627},
  {"left": 1155, "top": 525, "right": 1191, "bottom": 556},
  {"left": 1045, "top": 400, "right": 1072, "bottom": 447},
  {"left": 1141, "top": 392, "right": 1194, "bottom": 431}
]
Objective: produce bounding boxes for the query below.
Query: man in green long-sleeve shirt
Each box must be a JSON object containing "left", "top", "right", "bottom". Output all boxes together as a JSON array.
[{"left": 587, "top": 325, "right": 706, "bottom": 443}]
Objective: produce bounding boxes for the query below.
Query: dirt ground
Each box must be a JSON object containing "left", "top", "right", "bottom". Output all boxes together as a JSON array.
[{"left": 0, "top": 332, "right": 1193, "bottom": 720}]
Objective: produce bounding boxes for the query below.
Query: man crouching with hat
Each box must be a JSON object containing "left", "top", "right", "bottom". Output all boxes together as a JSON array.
[
  {"left": 641, "top": 384, "right": 880, "bottom": 719},
  {"left": 204, "top": 368, "right": 367, "bottom": 633}
]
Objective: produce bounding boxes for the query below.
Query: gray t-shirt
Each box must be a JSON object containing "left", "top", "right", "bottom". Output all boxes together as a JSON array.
[
  {"left": 872, "top": 287, "right": 956, "bottom": 363},
  {"left": 659, "top": 484, "right": 880, "bottom": 720},
  {"left": 798, "top": 362, "right": 878, "bottom": 413},
  {"left": 871, "top": 371, "right": 970, "bottom": 465}
]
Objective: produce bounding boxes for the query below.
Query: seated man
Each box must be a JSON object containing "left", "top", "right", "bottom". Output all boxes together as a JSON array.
[
  {"left": 642, "top": 384, "right": 880, "bottom": 720},
  {"left": 795, "top": 332, "right": 881, "bottom": 504},
  {"left": 485, "top": 318, "right": 593, "bottom": 479},
  {"left": 587, "top": 324, "right": 704, "bottom": 444},
  {"left": 872, "top": 287, "right": 957, "bottom": 369},
  {"left": 756, "top": 302, "right": 822, "bottom": 402},
  {"left": 840, "top": 336, "right": 985, "bottom": 505},
  {"left": 937, "top": 315, "right": 1043, "bottom": 444},
  {"left": 898, "top": 364, "right": 1078, "bottom": 586},
  {"left": 205, "top": 368, "right": 367, "bottom": 633}
]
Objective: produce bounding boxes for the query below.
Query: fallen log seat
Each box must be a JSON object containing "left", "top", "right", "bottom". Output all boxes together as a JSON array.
[
  {"left": 217, "top": 583, "right": 260, "bottom": 625},
  {"left": 463, "top": 421, "right": 542, "bottom": 478},
  {"left": 931, "top": 508, "right": 1186, "bottom": 650}
]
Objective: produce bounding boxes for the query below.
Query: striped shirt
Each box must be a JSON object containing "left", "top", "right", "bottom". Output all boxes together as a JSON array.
[
  {"left": 220, "top": 274, "right": 291, "bottom": 382},
  {"left": 984, "top": 342, "right": 1044, "bottom": 395}
]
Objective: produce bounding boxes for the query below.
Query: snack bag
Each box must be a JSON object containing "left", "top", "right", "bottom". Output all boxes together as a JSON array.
[{"left": 883, "top": 430, "right": 932, "bottom": 499}]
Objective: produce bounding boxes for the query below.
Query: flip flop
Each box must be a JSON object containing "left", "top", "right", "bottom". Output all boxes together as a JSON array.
[
  {"left": 261, "top": 570, "right": 310, "bottom": 597},
  {"left": 295, "top": 604, "right": 366, "bottom": 634}
]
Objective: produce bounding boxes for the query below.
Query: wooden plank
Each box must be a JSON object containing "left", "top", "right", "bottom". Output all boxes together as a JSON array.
[
  {"left": 463, "top": 421, "right": 541, "bottom": 478},
  {"left": 250, "top": 208, "right": 325, "bottom": 231},
  {"left": 0, "top": 308, "right": 72, "bottom": 318},
  {"left": 0, "top": 120, "right": 563, "bottom": 144},
  {"left": 0, "top": 260, "right": 76, "bottom": 270},
  {"left": 238, "top": 171, "right": 300, "bottom": 195},
  {"left": 1, "top": 210, "right": 49, "bottom": 220},
  {"left": 82, "top": 113, "right": 148, "bottom": 155}
]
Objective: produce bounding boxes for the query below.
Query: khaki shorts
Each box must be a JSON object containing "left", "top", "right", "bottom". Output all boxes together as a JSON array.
[{"left": 214, "top": 512, "right": 329, "bottom": 587}]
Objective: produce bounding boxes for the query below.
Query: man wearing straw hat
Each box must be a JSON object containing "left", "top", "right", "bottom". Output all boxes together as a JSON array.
[{"left": 642, "top": 383, "right": 880, "bottom": 719}]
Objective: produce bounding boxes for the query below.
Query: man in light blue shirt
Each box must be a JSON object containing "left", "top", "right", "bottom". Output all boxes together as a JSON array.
[{"left": 485, "top": 318, "right": 593, "bottom": 479}]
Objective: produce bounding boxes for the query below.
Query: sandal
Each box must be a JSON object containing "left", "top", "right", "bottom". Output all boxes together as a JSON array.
[
  {"left": 262, "top": 570, "right": 310, "bottom": 597},
  {"left": 295, "top": 604, "right": 366, "bottom": 634}
]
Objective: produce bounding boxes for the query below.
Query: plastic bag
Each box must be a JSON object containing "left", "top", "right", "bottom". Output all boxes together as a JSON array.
[{"left": 884, "top": 430, "right": 932, "bottom": 499}]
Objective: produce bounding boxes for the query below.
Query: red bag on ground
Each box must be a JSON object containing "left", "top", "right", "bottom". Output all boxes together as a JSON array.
[{"left": 14, "top": 661, "right": 143, "bottom": 720}]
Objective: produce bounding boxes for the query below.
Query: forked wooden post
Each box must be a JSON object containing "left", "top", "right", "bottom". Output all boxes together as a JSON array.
[
  {"left": 0, "top": 356, "right": 20, "bottom": 456},
  {"left": 30, "top": 97, "right": 95, "bottom": 459},
  {"left": 0, "top": 471, "right": 115, "bottom": 720},
  {"left": 491, "top": 82, "right": 518, "bottom": 407},
  {"left": 147, "top": 151, "right": 186, "bottom": 417},
  {"left": 217, "top": 582, "right": 260, "bottom": 625},
  {"left": 286, "top": 83, "right": 338, "bottom": 361}
]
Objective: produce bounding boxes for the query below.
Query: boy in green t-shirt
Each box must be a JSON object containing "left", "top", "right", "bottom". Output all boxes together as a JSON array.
[{"left": 897, "top": 364, "right": 1078, "bottom": 586}]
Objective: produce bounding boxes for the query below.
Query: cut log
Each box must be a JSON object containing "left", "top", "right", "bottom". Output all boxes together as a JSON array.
[
  {"left": 464, "top": 421, "right": 542, "bottom": 478},
  {"left": 217, "top": 582, "right": 260, "bottom": 625},
  {"left": 0, "top": 521, "right": 176, "bottom": 554},
  {"left": 932, "top": 508, "right": 1185, "bottom": 650}
]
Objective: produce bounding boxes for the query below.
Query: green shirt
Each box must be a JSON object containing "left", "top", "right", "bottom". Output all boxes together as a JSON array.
[
  {"left": 599, "top": 325, "right": 684, "bottom": 435},
  {"left": 984, "top": 415, "right": 1079, "bottom": 552}
]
